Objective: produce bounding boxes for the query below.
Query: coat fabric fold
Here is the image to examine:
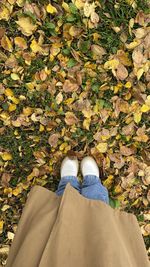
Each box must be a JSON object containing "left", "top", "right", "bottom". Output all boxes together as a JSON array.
[{"left": 6, "top": 183, "right": 150, "bottom": 267}]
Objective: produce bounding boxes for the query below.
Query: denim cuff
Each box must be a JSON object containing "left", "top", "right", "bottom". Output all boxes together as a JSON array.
[{"left": 83, "top": 175, "right": 101, "bottom": 186}]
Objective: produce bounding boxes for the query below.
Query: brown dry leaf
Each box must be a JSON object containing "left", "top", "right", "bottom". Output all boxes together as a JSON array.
[
  {"left": 65, "top": 112, "right": 78, "bottom": 125},
  {"left": 135, "top": 11, "right": 146, "bottom": 26},
  {"left": 1, "top": 173, "right": 11, "bottom": 187},
  {"left": 1, "top": 35, "right": 13, "bottom": 52},
  {"left": 116, "top": 64, "right": 128, "bottom": 80},
  {"left": 91, "top": 44, "right": 106, "bottom": 59},
  {"left": 134, "top": 127, "right": 149, "bottom": 142},
  {"left": 0, "top": 27, "right": 5, "bottom": 39},
  {"left": 48, "top": 133, "right": 60, "bottom": 147},
  {"left": 109, "top": 153, "right": 125, "bottom": 169},
  {"left": 132, "top": 48, "right": 144, "bottom": 64},
  {"left": 117, "top": 50, "right": 132, "bottom": 66},
  {"left": 119, "top": 100, "right": 129, "bottom": 113},
  {"left": 133, "top": 27, "right": 147, "bottom": 39},
  {"left": 90, "top": 11, "right": 100, "bottom": 24},
  {"left": 122, "top": 122, "right": 135, "bottom": 135},
  {"left": 69, "top": 26, "right": 83, "bottom": 37},
  {"left": 63, "top": 79, "right": 79, "bottom": 92},
  {"left": 120, "top": 146, "right": 135, "bottom": 156},
  {"left": 14, "top": 36, "right": 27, "bottom": 50},
  {"left": 56, "top": 92, "right": 63, "bottom": 104}
]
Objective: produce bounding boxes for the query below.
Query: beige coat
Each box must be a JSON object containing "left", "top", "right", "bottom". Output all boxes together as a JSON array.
[{"left": 6, "top": 183, "right": 150, "bottom": 267}]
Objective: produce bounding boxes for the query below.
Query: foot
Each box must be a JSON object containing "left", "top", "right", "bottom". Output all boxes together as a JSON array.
[
  {"left": 81, "top": 156, "right": 99, "bottom": 177},
  {"left": 60, "top": 156, "right": 79, "bottom": 178}
]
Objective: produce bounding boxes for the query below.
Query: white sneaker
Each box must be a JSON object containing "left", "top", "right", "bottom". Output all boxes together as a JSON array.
[
  {"left": 81, "top": 156, "right": 99, "bottom": 177},
  {"left": 60, "top": 156, "right": 79, "bottom": 178}
]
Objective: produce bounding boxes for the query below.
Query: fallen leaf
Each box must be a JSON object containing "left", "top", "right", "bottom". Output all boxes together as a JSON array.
[
  {"left": 56, "top": 92, "right": 63, "bottom": 104},
  {"left": 83, "top": 118, "right": 91, "bottom": 130},
  {"left": 1, "top": 205, "right": 10, "bottom": 212},
  {"left": 120, "top": 146, "right": 135, "bottom": 156},
  {"left": 46, "top": 3, "right": 57, "bottom": 14},
  {"left": 11, "top": 73, "right": 20, "bottom": 80},
  {"left": 1, "top": 35, "right": 13, "bottom": 52},
  {"left": 141, "top": 104, "right": 150, "bottom": 113},
  {"left": 65, "top": 112, "right": 78, "bottom": 125},
  {"left": 48, "top": 133, "right": 60, "bottom": 147},
  {"left": 14, "top": 36, "right": 27, "bottom": 50},
  {"left": 91, "top": 44, "right": 106, "bottom": 59},
  {"left": 134, "top": 112, "right": 142, "bottom": 124},
  {"left": 0, "top": 152, "right": 12, "bottom": 161},
  {"left": 16, "top": 16, "right": 37, "bottom": 36},
  {"left": 84, "top": 2, "right": 95, "bottom": 18},
  {"left": 63, "top": 79, "right": 79, "bottom": 92},
  {"left": 96, "top": 142, "right": 108, "bottom": 153},
  {"left": 90, "top": 11, "right": 99, "bottom": 24},
  {"left": 116, "top": 64, "right": 128, "bottom": 80},
  {"left": 0, "top": 5, "right": 10, "bottom": 21},
  {"left": 132, "top": 48, "right": 144, "bottom": 64},
  {"left": 122, "top": 122, "right": 135, "bottom": 135},
  {"left": 0, "top": 221, "right": 4, "bottom": 234}
]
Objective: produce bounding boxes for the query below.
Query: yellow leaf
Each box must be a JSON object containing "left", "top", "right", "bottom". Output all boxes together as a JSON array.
[
  {"left": 16, "top": 17, "right": 37, "bottom": 36},
  {"left": 23, "top": 107, "right": 33, "bottom": 116},
  {"left": 137, "top": 68, "right": 144, "bottom": 80},
  {"left": 39, "top": 124, "right": 44, "bottom": 132},
  {"left": 16, "top": 0, "right": 25, "bottom": 7},
  {"left": 30, "top": 39, "right": 43, "bottom": 53},
  {"left": 82, "top": 109, "right": 94, "bottom": 118},
  {"left": 64, "top": 98, "right": 74, "bottom": 105},
  {"left": 83, "top": 118, "right": 91, "bottom": 130},
  {"left": 0, "top": 152, "right": 12, "bottom": 161},
  {"left": 12, "top": 186, "right": 22, "bottom": 196},
  {"left": 1, "top": 204, "right": 10, "bottom": 212},
  {"left": 1, "top": 35, "right": 13, "bottom": 52},
  {"left": 62, "top": 2, "right": 70, "bottom": 12},
  {"left": 9, "top": 96, "right": 20, "bottom": 104},
  {"left": 46, "top": 3, "right": 57, "bottom": 14},
  {"left": 92, "top": 32, "right": 101, "bottom": 42},
  {"left": 14, "top": 36, "right": 27, "bottom": 50},
  {"left": 59, "top": 142, "right": 68, "bottom": 151},
  {"left": 9, "top": 103, "right": 16, "bottom": 112},
  {"left": 103, "top": 175, "right": 114, "bottom": 189},
  {"left": 74, "top": 0, "right": 85, "bottom": 9},
  {"left": 125, "top": 81, "right": 132, "bottom": 88},
  {"left": 50, "top": 44, "right": 61, "bottom": 56},
  {"left": 104, "top": 59, "right": 119, "bottom": 70},
  {"left": 56, "top": 92, "right": 63, "bottom": 104},
  {"left": 125, "top": 40, "right": 141, "bottom": 50},
  {"left": 96, "top": 142, "right": 108, "bottom": 153},
  {"left": 84, "top": 2, "right": 95, "bottom": 17},
  {"left": 11, "top": 73, "right": 20, "bottom": 80},
  {"left": 141, "top": 104, "right": 150, "bottom": 113},
  {"left": 0, "top": 221, "right": 4, "bottom": 234},
  {"left": 145, "top": 96, "right": 150, "bottom": 107},
  {"left": 114, "top": 184, "right": 123, "bottom": 194},
  {"left": 0, "top": 111, "right": 10, "bottom": 120},
  {"left": 11, "top": 119, "right": 21, "bottom": 127},
  {"left": 5, "top": 88, "right": 14, "bottom": 97},
  {"left": 26, "top": 82, "right": 35, "bottom": 91},
  {"left": 0, "top": 6, "right": 10, "bottom": 21},
  {"left": 134, "top": 112, "right": 142, "bottom": 124}
]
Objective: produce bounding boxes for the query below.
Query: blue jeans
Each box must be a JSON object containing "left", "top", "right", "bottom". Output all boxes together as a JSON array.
[{"left": 55, "top": 175, "right": 109, "bottom": 205}]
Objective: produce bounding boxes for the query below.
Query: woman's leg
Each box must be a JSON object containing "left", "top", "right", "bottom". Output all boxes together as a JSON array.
[
  {"left": 55, "top": 176, "right": 81, "bottom": 196},
  {"left": 81, "top": 175, "right": 109, "bottom": 204}
]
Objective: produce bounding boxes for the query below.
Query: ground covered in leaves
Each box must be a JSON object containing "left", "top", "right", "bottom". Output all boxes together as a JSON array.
[{"left": 0, "top": 0, "right": 150, "bottom": 264}]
